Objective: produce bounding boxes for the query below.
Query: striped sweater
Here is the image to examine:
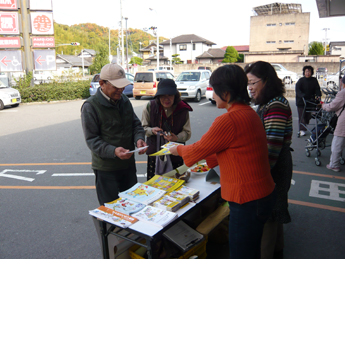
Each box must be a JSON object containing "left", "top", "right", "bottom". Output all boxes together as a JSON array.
[
  {"left": 257, "top": 97, "right": 293, "bottom": 169},
  {"left": 177, "top": 103, "right": 275, "bottom": 204}
]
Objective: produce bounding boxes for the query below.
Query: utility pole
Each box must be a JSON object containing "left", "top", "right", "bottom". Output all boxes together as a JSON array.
[
  {"left": 125, "top": 17, "right": 129, "bottom": 72},
  {"left": 120, "top": 0, "right": 124, "bottom": 68},
  {"left": 20, "top": 0, "right": 34, "bottom": 85},
  {"left": 322, "top": 28, "right": 330, "bottom": 56}
]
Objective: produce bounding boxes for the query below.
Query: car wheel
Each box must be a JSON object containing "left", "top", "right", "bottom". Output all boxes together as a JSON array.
[
  {"left": 135, "top": 96, "right": 141, "bottom": 100},
  {"left": 0, "top": 100, "right": 4, "bottom": 110},
  {"left": 211, "top": 100, "right": 216, "bottom": 105},
  {"left": 283, "top": 76, "right": 291, "bottom": 84},
  {"left": 194, "top": 90, "right": 201, "bottom": 102},
  {"left": 11, "top": 103, "right": 19, "bottom": 108}
]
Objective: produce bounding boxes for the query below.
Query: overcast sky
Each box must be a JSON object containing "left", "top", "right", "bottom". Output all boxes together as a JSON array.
[{"left": 52, "top": 0, "right": 345, "bottom": 48}]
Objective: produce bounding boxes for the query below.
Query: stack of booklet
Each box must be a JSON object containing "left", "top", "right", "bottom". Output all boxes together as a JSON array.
[
  {"left": 144, "top": 175, "right": 185, "bottom": 193},
  {"left": 175, "top": 185, "right": 199, "bottom": 201},
  {"left": 166, "top": 189, "right": 190, "bottom": 207},
  {"left": 153, "top": 195, "right": 183, "bottom": 212}
]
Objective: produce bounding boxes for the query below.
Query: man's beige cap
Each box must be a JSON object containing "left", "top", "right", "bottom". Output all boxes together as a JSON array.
[{"left": 100, "top": 64, "right": 131, "bottom": 88}]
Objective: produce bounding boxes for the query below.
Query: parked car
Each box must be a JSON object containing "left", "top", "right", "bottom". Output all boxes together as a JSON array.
[
  {"left": 205, "top": 85, "right": 216, "bottom": 104},
  {"left": 89, "top": 73, "right": 134, "bottom": 97},
  {"left": 33, "top": 70, "right": 53, "bottom": 83},
  {"left": 0, "top": 79, "right": 21, "bottom": 110},
  {"left": 133, "top": 71, "right": 174, "bottom": 99},
  {"left": 175, "top": 70, "right": 211, "bottom": 102},
  {"left": 271, "top": 63, "right": 298, "bottom": 84},
  {"left": 323, "top": 67, "right": 345, "bottom": 89},
  {"left": 316, "top": 67, "right": 327, "bottom": 79}
]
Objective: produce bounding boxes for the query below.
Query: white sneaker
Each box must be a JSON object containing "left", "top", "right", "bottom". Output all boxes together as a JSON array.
[{"left": 300, "top": 131, "right": 306, "bottom": 136}]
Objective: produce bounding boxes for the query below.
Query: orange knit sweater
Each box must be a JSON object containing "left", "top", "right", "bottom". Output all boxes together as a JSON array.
[{"left": 177, "top": 103, "right": 275, "bottom": 204}]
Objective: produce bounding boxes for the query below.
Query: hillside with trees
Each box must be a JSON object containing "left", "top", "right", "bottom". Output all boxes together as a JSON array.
[{"left": 54, "top": 22, "right": 167, "bottom": 56}]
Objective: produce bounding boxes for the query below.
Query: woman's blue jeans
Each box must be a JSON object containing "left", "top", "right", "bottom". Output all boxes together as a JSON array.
[{"left": 228, "top": 189, "right": 276, "bottom": 259}]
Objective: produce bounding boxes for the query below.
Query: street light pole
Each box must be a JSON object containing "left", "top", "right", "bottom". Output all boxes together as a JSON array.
[
  {"left": 120, "top": 0, "right": 125, "bottom": 68},
  {"left": 108, "top": 27, "right": 111, "bottom": 63},
  {"left": 149, "top": 8, "right": 159, "bottom": 70},
  {"left": 125, "top": 17, "right": 129, "bottom": 72}
]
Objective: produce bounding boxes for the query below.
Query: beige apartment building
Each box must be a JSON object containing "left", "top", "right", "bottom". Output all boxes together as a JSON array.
[{"left": 246, "top": 3, "right": 310, "bottom": 63}]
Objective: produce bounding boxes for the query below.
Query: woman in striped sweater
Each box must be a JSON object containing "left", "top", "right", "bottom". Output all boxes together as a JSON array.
[
  {"left": 245, "top": 61, "right": 293, "bottom": 259},
  {"left": 170, "top": 65, "right": 276, "bottom": 259}
]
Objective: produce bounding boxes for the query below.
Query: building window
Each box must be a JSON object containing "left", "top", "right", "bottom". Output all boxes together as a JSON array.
[
  {"left": 193, "top": 43, "right": 196, "bottom": 50},
  {"left": 285, "top": 22, "right": 295, "bottom": 26},
  {"left": 284, "top": 40, "right": 294, "bottom": 43},
  {"left": 179, "top": 44, "right": 187, "bottom": 51},
  {"left": 266, "top": 23, "right": 276, "bottom": 27},
  {"left": 266, "top": 41, "right": 276, "bottom": 44}
]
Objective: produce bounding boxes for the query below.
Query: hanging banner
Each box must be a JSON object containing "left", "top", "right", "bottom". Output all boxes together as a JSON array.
[
  {"left": 30, "top": 12, "right": 54, "bottom": 35},
  {"left": 29, "top": 0, "right": 53, "bottom": 11},
  {"left": 0, "top": 36, "right": 21, "bottom": 48},
  {"left": 33, "top": 49, "right": 56, "bottom": 70},
  {"left": 0, "top": 50, "right": 23, "bottom": 72},
  {"left": 0, "top": 11, "right": 19, "bottom": 34},
  {"left": 32, "top": 36, "right": 54, "bottom": 48},
  {"left": 0, "top": 0, "right": 18, "bottom": 10}
]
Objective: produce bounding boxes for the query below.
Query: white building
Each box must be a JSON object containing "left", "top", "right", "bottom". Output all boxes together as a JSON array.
[
  {"left": 329, "top": 41, "right": 345, "bottom": 60},
  {"left": 160, "top": 34, "right": 216, "bottom": 64}
]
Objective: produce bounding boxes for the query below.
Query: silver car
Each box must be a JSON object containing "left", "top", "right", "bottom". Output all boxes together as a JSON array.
[{"left": 175, "top": 70, "right": 211, "bottom": 102}]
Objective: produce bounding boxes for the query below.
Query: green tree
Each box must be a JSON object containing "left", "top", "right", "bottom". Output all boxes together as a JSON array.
[
  {"left": 222, "top": 46, "right": 240, "bottom": 63},
  {"left": 237, "top": 54, "right": 244, "bottom": 63},
  {"left": 129, "top": 56, "right": 143, "bottom": 65},
  {"left": 89, "top": 46, "right": 109, "bottom": 74},
  {"left": 172, "top": 54, "right": 183, "bottom": 64},
  {"left": 308, "top": 41, "right": 324, "bottom": 55}
]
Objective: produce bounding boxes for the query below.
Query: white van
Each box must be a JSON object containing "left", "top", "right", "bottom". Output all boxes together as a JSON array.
[{"left": 0, "top": 79, "right": 21, "bottom": 110}]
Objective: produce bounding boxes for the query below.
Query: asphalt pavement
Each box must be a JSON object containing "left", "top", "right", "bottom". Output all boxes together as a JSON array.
[{"left": 0, "top": 97, "right": 344, "bottom": 259}]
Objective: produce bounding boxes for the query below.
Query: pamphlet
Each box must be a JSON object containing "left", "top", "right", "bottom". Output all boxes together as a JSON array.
[
  {"left": 144, "top": 175, "right": 185, "bottom": 193},
  {"left": 153, "top": 195, "right": 182, "bottom": 212},
  {"left": 127, "top": 146, "right": 148, "bottom": 153},
  {"left": 167, "top": 190, "right": 190, "bottom": 206},
  {"left": 176, "top": 185, "right": 200, "bottom": 201},
  {"left": 133, "top": 205, "right": 178, "bottom": 228},
  {"left": 104, "top": 197, "right": 146, "bottom": 215},
  {"left": 89, "top": 206, "right": 138, "bottom": 228},
  {"left": 119, "top": 183, "right": 166, "bottom": 205}
]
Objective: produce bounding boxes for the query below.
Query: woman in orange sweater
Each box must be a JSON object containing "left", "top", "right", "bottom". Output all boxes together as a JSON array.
[{"left": 170, "top": 65, "right": 276, "bottom": 259}]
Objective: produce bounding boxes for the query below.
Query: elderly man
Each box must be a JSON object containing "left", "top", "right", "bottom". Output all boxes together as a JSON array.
[{"left": 81, "top": 64, "right": 147, "bottom": 204}]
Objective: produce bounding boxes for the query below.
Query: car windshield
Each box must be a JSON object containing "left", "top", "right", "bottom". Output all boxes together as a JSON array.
[
  {"left": 176, "top": 72, "right": 200, "bottom": 82},
  {"left": 92, "top": 75, "right": 100, "bottom": 82},
  {"left": 0, "top": 79, "right": 8, "bottom": 88},
  {"left": 135, "top": 73, "right": 153, "bottom": 82}
]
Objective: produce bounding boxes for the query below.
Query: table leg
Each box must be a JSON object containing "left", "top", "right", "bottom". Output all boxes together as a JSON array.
[{"left": 99, "top": 221, "right": 110, "bottom": 259}]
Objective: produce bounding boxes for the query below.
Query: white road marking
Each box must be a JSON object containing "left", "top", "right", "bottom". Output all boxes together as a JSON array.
[
  {"left": 309, "top": 180, "right": 345, "bottom": 202},
  {"left": 291, "top": 179, "right": 295, "bottom": 185},
  {"left": 52, "top": 173, "right": 94, "bottom": 176},
  {"left": 0, "top": 169, "right": 46, "bottom": 182},
  {"left": 199, "top": 101, "right": 210, "bottom": 106}
]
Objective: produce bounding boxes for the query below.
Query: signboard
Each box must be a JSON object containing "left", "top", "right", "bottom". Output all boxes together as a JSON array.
[
  {"left": 33, "top": 49, "right": 56, "bottom": 70},
  {"left": 0, "top": 36, "right": 21, "bottom": 48},
  {"left": 29, "top": 0, "right": 53, "bottom": 11},
  {"left": 0, "top": 0, "right": 18, "bottom": 10},
  {"left": 30, "top": 12, "right": 53, "bottom": 35},
  {"left": 32, "top": 36, "right": 54, "bottom": 48},
  {"left": 0, "top": 11, "right": 19, "bottom": 34},
  {"left": 0, "top": 50, "right": 23, "bottom": 72}
]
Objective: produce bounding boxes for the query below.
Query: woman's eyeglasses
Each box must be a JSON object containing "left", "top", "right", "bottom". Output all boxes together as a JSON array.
[{"left": 248, "top": 80, "right": 261, "bottom": 87}]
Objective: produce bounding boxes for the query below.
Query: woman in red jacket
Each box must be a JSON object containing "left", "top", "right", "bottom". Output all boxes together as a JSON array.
[{"left": 170, "top": 65, "right": 276, "bottom": 259}]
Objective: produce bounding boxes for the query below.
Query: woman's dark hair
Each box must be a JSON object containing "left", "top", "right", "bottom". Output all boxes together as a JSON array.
[
  {"left": 244, "top": 61, "right": 285, "bottom": 104},
  {"left": 155, "top": 92, "right": 182, "bottom": 107},
  {"left": 209, "top": 65, "right": 250, "bottom": 105},
  {"left": 303, "top": 65, "right": 314, "bottom": 76}
]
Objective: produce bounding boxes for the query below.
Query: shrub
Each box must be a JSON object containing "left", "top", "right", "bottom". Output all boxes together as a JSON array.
[{"left": 13, "top": 79, "right": 91, "bottom": 103}]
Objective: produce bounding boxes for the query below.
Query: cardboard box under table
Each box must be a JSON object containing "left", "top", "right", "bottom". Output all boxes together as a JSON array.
[{"left": 91, "top": 173, "right": 223, "bottom": 259}]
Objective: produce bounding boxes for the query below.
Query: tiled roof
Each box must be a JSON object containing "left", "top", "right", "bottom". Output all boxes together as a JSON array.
[
  {"left": 161, "top": 34, "right": 216, "bottom": 45},
  {"left": 196, "top": 48, "right": 225, "bottom": 59}
]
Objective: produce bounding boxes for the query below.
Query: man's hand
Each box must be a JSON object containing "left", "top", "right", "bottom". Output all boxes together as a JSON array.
[
  {"left": 164, "top": 132, "right": 178, "bottom": 142},
  {"left": 115, "top": 147, "right": 133, "bottom": 160},
  {"left": 152, "top": 127, "right": 163, "bottom": 135},
  {"left": 137, "top": 139, "right": 148, "bottom": 155}
]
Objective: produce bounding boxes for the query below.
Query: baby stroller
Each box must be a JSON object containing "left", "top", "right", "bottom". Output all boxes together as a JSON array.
[{"left": 297, "top": 96, "right": 322, "bottom": 138}]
